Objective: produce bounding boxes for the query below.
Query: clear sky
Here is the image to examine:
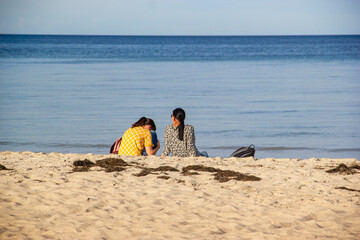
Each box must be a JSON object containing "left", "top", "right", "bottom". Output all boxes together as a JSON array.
[{"left": 0, "top": 0, "right": 359, "bottom": 35}]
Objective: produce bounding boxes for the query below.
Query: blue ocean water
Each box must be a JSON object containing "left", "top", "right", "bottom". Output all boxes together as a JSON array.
[{"left": 0, "top": 35, "right": 359, "bottom": 159}]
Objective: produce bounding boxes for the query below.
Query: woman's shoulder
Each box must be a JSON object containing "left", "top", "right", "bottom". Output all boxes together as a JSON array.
[
  {"left": 166, "top": 124, "right": 179, "bottom": 129},
  {"left": 131, "top": 126, "right": 143, "bottom": 131},
  {"left": 164, "top": 125, "right": 175, "bottom": 133},
  {"left": 132, "top": 126, "right": 150, "bottom": 134},
  {"left": 184, "top": 124, "right": 195, "bottom": 132}
]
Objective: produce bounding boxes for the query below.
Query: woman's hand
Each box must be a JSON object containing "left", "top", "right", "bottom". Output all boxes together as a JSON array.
[{"left": 145, "top": 141, "right": 160, "bottom": 156}]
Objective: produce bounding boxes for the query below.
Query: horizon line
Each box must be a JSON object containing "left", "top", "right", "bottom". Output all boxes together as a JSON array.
[{"left": 1, "top": 33, "right": 360, "bottom": 37}]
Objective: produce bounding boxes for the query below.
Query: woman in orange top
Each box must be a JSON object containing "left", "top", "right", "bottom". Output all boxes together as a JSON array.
[{"left": 119, "top": 117, "right": 160, "bottom": 156}]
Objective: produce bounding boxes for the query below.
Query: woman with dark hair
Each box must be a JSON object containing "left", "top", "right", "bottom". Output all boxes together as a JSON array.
[
  {"left": 119, "top": 117, "right": 160, "bottom": 156},
  {"left": 161, "top": 108, "right": 208, "bottom": 157}
]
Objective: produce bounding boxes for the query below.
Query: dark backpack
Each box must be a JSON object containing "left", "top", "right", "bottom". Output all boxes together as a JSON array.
[
  {"left": 110, "top": 137, "right": 122, "bottom": 154},
  {"left": 229, "top": 144, "right": 255, "bottom": 158}
]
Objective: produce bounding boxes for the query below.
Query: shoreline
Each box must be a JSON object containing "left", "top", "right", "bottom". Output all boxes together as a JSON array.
[
  {"left": 1, "top": 151, "right": 359, "bottom": 239},
  {"left": 1, "top": 147, "right": 359, "bottom": 160}
]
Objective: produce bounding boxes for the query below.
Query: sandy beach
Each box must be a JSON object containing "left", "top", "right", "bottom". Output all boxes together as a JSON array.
[{"left": 0, "top": 151, "right": 359, "bottom": 239}]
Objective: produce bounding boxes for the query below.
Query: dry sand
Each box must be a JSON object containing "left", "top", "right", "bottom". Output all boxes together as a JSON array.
[{"left": 0, "top": 151, "right": 359, "bottom": 240}]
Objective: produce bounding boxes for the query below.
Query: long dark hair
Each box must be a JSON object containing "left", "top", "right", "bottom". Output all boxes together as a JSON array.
[
  {"left": 173, "top": 108, "right": 186, "bottom": 141},
  {"left": 132, "top": 117, "right": 156, "bottom": 131}
]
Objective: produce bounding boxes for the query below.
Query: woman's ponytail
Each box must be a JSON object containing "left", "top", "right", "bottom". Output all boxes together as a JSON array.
[
  {"left": 178, "top": 121, "right": 185, "bottom": 141},
  {"left": 173, "top": 108, "right": 186, "bottom": 141}
]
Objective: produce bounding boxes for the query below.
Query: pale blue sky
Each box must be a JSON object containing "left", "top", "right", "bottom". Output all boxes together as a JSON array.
[{"left": 0, "top": 0, "right": 359, "bottom": 35}]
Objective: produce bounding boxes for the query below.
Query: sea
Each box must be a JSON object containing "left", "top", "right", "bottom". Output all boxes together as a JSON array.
[{"left": 0, "top": 34, "right": 359, "bottom": 159}]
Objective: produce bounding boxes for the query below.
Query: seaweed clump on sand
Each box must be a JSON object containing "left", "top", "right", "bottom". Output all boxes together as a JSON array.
[
  {"left": 0, "top": 164, "right": 12, "bottom": 171},
  {"left": 134, "top": 166, "right": 179, "bottom": 177},
  {"left": 73, "top": 158, "right": 129, "bottom": 173},
  {"left": 335, "top": 186, "right": 360, "bottom": 193},
  {"left": 182, "top": 165, "right": 261, "bottom": 182},
  {"left": 182, "top": 165, "right": 218, "bottom": 176},
  {"left": 214, "top": 170, "right": 261, "bottom": 182},
  {"left": 326, "top": 163, "right": 360, "bottom": 175},
  {"left": 96, "top": 158, "right": 129, "bottom": 172},
  {"left": 73, "top": 159, "right": 96, "bottom": 172},
  {"left": 157, "top": 176, "right": 171, "bottom": 180}
]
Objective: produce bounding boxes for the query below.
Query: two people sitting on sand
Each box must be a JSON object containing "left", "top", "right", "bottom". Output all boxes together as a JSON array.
[{"left": 118, "top": 108, "right": 207, "bottom": 157}]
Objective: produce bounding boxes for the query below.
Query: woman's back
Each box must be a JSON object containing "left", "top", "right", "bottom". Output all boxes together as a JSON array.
[
  {"left": 162, "top": 124, "right": 201, "bottom": 157},
  {"left": 119, "top": 126, "right": 152, "bottom": 156}
]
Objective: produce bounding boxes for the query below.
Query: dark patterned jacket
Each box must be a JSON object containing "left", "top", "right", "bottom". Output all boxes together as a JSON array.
[{"left": 162, "top": 124, "right": 201, "bottom": 157}]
